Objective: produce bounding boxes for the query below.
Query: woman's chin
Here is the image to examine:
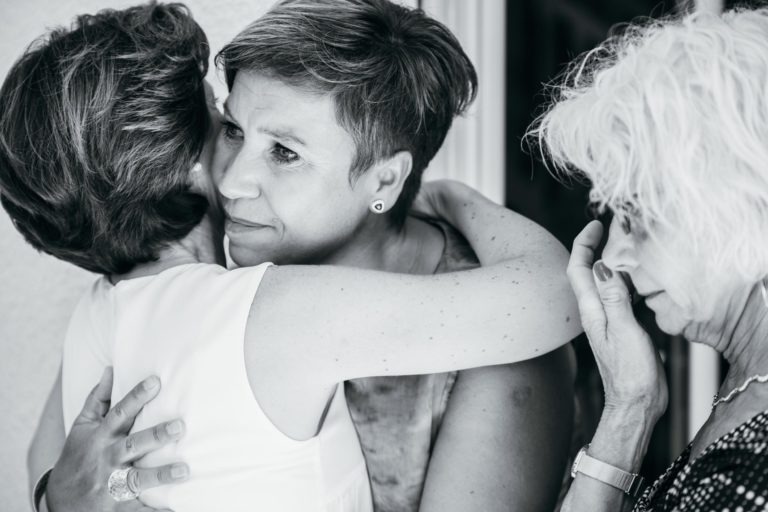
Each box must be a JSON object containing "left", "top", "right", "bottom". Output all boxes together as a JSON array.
[
  {"left": 650, "top": 309, "right": 687, "bottom": 337},
  {"left": 229, "top": 241, "right": 267, "bottom": 268}
]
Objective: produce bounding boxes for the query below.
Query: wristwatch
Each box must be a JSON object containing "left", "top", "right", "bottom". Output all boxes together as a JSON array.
[{"left": 571, "top": 445, "right": 646, "bottom": 499}]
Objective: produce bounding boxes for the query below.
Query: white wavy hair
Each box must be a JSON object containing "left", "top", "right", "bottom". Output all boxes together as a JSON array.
[{"left": 530, "top": 7, "right": 768, "bottom": 282}]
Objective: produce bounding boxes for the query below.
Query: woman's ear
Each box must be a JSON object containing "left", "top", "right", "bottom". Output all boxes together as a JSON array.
[
  {"left": 187, "top": 161, "right": 219, "bottom": 210},
  {"left": 188, "top": 162, "right": 210, "bottom": 194},
  {"left": 366, "top": 151, "right": 413, "bottom": 213}
]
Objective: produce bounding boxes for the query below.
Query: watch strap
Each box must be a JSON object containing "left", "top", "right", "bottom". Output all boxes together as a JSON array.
[{"left": 572, "top": 446, "right": 645, "bottom": 499}]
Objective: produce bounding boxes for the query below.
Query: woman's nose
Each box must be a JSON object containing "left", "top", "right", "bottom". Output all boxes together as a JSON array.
[
  {"left": 216, "top": 150, "right": 263, "bottom": 201},
  {"left": 601, "top": 217, "right": 637, "bottom": 272}
]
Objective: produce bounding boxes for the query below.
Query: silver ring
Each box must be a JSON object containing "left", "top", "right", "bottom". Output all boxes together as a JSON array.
[{"left": 108, "top": 467, "right": 139, "bottom": 502}]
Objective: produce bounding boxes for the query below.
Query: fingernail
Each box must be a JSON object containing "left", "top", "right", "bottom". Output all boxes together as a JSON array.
[
  {"left": 143, "top": 376, "right": 160, "bottom": 391},
  {"left": 594, "top": 261, "right": 613, "bottom": 282},
  {"left": 171, "top": 464, "right": 189, "bottom": 479},
  {"left": 166, "top": 420, "right": 183, "bottom": 436}
]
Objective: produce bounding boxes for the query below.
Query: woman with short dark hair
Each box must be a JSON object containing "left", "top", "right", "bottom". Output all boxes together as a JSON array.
[{"left": 0, "top": 3, "right": 216, "bottom": 275}]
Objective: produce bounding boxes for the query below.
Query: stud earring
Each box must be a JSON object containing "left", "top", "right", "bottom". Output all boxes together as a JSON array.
[
  {"left": 191, "top": 162, "right": 203, "bottom": 173},
  {"left": 370, "top": 199, "right": 385, "bottom": 214}
]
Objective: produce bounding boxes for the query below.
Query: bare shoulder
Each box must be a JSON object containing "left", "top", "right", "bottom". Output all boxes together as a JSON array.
[{"left": 460, "top": 343, "right": 576, "bottom": 400}]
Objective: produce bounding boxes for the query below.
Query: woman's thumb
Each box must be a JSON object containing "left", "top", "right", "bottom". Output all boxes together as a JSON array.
[{"left": 592, "top": 260, "right": 635, "bottom": 322}]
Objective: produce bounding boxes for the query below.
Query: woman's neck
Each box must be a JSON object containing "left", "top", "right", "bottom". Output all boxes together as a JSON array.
[
  {"left": 110, "top": 215, "right": 225, "bottom": 284},
  {"left": 718, "top": 281, "right": 768, "bottom": 390},
  {"left": 687, "top": 281, "right": 768, "bottom": 458},
  {"left": 320, "top": 215, "right": 445, "bottom": 275}
]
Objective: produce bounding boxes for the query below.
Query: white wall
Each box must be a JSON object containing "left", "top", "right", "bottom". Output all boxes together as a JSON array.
[{"left": 0, "top": 2, "right": 274, "bottom": 509}]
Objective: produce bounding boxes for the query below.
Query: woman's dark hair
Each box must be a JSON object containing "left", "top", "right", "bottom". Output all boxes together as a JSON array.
[
  {"left": 0, "top": 2, "right": 211, "bottom": 275},
  {"left": 217, "top": 0, "right": 477, "bottom": 227}
]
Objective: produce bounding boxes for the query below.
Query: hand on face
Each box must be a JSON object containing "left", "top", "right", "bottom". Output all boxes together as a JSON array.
[
  {"left": 569, "top": 221, "right": 668, "bottom": 418},
  {"left": 46, "top": 368, "right": 187, "bottom": 512}
]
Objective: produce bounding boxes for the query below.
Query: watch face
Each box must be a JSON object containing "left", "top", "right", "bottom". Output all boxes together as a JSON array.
[{"left": 571, "top": 446, "right": 587, "bottom": 478}]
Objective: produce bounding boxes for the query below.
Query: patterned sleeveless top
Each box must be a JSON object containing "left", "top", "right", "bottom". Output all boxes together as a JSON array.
[{"left": 636, "top": 410, "right": 768, "bottom": 511}]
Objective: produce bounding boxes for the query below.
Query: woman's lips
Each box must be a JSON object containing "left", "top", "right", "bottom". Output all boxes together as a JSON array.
[{"left": 225, "top": 216, "right": 271, "bottom": 234}]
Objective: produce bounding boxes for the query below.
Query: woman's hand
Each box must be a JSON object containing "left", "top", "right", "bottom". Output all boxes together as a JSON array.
[
  {"left": 45, "top": 368, "right": 188, "bottom": 512},
  {"left": 568, "top": 221, "right": 667, "bottom": 418}
]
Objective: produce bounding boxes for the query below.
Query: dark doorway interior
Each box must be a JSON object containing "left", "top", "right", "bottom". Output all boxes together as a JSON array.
[{"left": 505, "top": 0, "right": 684, "bottom": 479}]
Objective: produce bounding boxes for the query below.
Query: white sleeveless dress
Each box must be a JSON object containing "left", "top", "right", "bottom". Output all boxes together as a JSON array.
[{"left": 61, "top": 263, "right": 373, "bottom": 512}]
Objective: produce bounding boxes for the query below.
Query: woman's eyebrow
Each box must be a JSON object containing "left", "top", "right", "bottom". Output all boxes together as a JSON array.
[
  {"left": 221, "top": 101, "right": 307, "bottom": 146},
  {"left": 258, "top": 127, "right": 307, "bottom": 147}
]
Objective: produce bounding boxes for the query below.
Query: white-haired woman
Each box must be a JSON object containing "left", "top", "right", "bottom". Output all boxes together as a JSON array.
[{"left": 532, "top": 7, "right": 768, "bottom": 512}]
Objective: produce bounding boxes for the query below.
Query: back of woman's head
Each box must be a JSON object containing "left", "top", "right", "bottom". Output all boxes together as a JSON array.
[
  {"left": 531, "top": 7, "right": 768, "bottom": 282},
  {"left": 0, "top": 1, "right": 211, "bottom": 275}
]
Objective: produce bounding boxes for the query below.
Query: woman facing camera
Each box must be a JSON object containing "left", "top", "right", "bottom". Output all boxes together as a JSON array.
[
  {"left": 4, "top": 3, "right": 579, "bottom": 512},
  {"left": 532, "top": 7, "right": 768, "bottom": 512},
  {"left": 214, "top": 1, "right": 576, "bottom": 510}
]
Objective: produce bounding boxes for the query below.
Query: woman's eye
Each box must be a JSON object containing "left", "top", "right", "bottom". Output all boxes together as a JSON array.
[
  {"left": 271, "top": 143, "right": 299, "bottom": 165},
  {"left": 620, "top": 215, "right": 632, "bottom": 235},
  {"left": 222, "top": 121, "right": 243, "bottom": 143}
]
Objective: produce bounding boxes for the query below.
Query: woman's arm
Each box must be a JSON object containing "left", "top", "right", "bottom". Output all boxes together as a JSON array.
[
  {"left": 562, "top": 406, "right": 658, "bottom": 512},
  {"left": 560, "top": 221, "right": 667, "bottom": 512},
  {"left": 420, "top": 346, "right": 576, "bottom": 512},
  {"left": 248, "top": 184, "right": 581, "bottom": 384},
  {"left": 417, "top": 181, "right": 578, "bottom": 511},
  {"left": 28, "top": 370, "right": 65, "bottom": 499},
  {"left": 422, "top": 180, "right": 570, "bottom": 268}
]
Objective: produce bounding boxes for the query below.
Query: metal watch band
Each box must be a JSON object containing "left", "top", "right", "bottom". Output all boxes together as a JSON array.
[
  {"left": 32, "top": 468, "right": 53, "bottom": 512},
  {"left": 571, "top": 446, "right": 645, "bottom": 499}
]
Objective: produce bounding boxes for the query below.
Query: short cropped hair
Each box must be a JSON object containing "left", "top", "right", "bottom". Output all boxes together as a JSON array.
[
  {"left": 0, "top": 2, "right": 210, "bottom": 275},
  {"left": 530, "top": 8, "right": 768, "bottom": 282},
  {"left": 216, "top": 0, "right": 477, "bottom": 226}
]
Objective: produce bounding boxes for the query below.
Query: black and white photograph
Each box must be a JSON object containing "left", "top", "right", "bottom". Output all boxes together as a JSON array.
[{"left": 2, "top": 0, "right": 768, "bottom": 511}]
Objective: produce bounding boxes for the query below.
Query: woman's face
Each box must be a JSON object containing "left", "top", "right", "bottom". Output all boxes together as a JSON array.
[
  {"left": 601, "top": 215, "right": 746, "bottom": 342},
  {"left": 210, "top": 71, "right": 373, "bottom": 266}
]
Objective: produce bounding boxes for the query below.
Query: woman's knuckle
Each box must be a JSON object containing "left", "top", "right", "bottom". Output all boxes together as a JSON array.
[
  {"left": 152, "top": 425, "right": 163, "bottom": 443},
  {"left": 129, "top": 468, "right": 142, "bottom": 492},
  {"left": 111, "top": 403, "right": 125, "bottom": 419},
  {"left": 601, "top": 290, "right": 628, "bottom": 305},
  {"left": 124, "top": 435, "right": 137, "bottom": 454}
]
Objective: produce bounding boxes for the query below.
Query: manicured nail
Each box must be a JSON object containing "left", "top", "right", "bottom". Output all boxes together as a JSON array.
[
  {"left": 166, "top": 420, "right": 183, "bottom": 436},
  {"left": 143, "top": 376, "right": 160, "bottom": 391},
  {"left": 594, "top": 261, "right": 613, "bottom": 282},
  {"left": 171, "top": 464, "right": 189, "bottom": 479}
]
